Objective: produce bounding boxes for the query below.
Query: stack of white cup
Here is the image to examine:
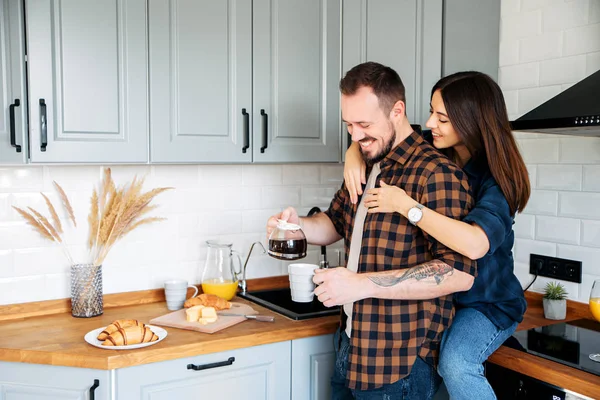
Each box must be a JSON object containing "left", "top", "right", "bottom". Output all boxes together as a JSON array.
[{"left": 288, "top": 263, "right": 319, "bottom": 302}]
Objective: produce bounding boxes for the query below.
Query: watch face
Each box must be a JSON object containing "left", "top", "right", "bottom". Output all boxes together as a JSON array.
[{"left": 408, "top": 207, "right": 422, "bottom": 223}]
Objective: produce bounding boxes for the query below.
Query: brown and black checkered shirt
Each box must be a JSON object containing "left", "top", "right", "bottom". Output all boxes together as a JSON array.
[{"left": 325, "top": 131, "right": 476, "bottom": 391}]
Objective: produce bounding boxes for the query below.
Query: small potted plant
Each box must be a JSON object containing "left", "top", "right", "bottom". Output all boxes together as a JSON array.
[{"left": 543, "top": 281, "right": 568, "bottom": 320}]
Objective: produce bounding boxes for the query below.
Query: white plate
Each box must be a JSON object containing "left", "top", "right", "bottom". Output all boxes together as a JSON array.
[{"left": 84, "top": 325, "right": 167, "bottom": 350}]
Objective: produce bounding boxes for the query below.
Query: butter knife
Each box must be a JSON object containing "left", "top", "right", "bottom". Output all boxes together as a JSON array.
[{"left": 220, "top": 313, "right": 274, "bottom": 322}]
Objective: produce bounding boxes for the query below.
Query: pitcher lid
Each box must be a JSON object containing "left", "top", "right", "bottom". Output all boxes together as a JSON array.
[{"left": 276, "top": 219, "right": 302, "bottom": 231}]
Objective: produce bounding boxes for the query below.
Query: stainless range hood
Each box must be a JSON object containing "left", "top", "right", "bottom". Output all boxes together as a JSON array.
[{"left": 510, "top": 69, "right": 600, "bottom": 136}]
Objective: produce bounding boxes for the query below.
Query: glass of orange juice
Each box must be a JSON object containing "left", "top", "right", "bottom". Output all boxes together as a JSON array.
[{"left": 589, "top": 279, "right": 600, "bottom": 362}]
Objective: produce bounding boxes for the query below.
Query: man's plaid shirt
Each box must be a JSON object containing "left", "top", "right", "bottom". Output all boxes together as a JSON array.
[{"left": 325, "top": 131, "right": 477, "bottom": 391}]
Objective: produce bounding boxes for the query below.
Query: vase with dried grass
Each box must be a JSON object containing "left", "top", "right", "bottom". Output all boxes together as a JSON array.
[{"left": 13, "top": 168, "right": 172, "bottom": 317}]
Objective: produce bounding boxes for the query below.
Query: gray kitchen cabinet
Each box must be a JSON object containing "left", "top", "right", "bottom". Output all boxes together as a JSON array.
[
  {"left": 26, "top": 0, "right": 148, "bottom": 163},
  {"left": 149, "top": 0, "right": 341, "bottom": 163},
  {"left": 341, "top": 0, "right": 444, "bottom": 151},
  {"left": 0, "top": 0, "right": 28, "bottom": 164},
  {"left": 0, "top": 361, "right": 110, "bottom": 400},
  {"left": 442, "top": 0, "right": 500, "bottom": 81},
  {"left": 291, "top": 334, "right": 335, "bottom": 400},
  {"left": 116, "top": 341, "right": 291, "bottom": 399}
]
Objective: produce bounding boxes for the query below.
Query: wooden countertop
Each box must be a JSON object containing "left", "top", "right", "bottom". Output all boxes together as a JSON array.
[{"left": 0, "top": 280, "right": 599, "bottom": 398}]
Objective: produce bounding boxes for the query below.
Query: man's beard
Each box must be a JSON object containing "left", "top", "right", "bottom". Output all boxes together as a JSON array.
[{"left": 360, "top": 127, "right": 396, "bottom": 166}]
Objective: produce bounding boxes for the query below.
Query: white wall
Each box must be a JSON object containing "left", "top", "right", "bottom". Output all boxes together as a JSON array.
[
  {"left": 500, "top": 0, "right": 600, "bottom": 302},
  {"left": 0, "top": 164, "right": 344, "bottom": 305}
]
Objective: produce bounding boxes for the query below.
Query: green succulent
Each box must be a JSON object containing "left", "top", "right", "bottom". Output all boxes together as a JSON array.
[{"left": 543, "top": 281, "right": 568, "bottom": 300}]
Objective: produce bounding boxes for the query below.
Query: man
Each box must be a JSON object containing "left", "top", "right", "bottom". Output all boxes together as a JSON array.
[{"left": 266, "top": 62, "right": 476, "bottom": 399}]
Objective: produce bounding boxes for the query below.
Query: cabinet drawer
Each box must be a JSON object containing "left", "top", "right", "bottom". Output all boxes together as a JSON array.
[{"left": 116, "top": 341, "right": 291, "bottom": 400}]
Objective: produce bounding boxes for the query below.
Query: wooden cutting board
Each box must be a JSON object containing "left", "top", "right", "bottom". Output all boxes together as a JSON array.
[{"left": 149, "top": 302, "right": 258, "bottom": 334}]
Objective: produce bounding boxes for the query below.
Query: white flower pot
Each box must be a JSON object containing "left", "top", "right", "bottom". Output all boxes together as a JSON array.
[{"left": 543, "top": 298, "right": 566, "bottom": 320}]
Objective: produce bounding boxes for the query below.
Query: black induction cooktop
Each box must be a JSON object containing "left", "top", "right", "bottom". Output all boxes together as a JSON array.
[
  {"left": 238, "top": 288, "right": 340, "bottom": 320},
  {"left": 503, "top": 318, "right": 600, "bottom": 377}
]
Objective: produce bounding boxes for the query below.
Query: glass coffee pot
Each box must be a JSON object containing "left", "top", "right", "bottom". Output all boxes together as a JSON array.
[
  {"left": 268, "top": 219, "right": 307, "bottom": 260},
  {"left": 201, "top": 240, "right": 242, "bottom": 301}
]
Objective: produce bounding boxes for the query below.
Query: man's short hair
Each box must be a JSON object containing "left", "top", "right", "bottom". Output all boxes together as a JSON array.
[{"left": 339, "top": 62, "right": 406, "bottom": 116}]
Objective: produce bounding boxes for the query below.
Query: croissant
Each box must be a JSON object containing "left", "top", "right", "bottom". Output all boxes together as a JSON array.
[
  {"left": 101, "top": 325, "right": 158, "bottom": 346},
  {"left": 97, "top": 319, "right": 145, "bottom": 341},
  {"left": 184, "top": 293, "right": 232, "bottom": 310}
]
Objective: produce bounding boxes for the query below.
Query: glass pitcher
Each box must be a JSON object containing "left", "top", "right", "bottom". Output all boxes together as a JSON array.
[{"left": 201, "top": 240, "right": 242, "bottom": 300}]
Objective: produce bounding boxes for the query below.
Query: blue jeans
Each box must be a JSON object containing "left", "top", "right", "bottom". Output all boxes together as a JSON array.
[
  {"left": 331, "top": 328, "right": 441, "bottom": 400},
  {"left": 438, "top": 308, "right": 518, "bottom": 400}
]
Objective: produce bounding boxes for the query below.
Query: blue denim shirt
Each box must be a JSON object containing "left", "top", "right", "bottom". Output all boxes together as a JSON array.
[{"left": 456, "top": 156, "right": 527, "bottom": 329}]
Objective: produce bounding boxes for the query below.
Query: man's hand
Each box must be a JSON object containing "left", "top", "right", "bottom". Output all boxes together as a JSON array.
[
  {"left": 266, "top": 206, "right": 300, "bottom": 239},
  {"left": 313, "top": 267, "right": 368, "bottom": 307}
]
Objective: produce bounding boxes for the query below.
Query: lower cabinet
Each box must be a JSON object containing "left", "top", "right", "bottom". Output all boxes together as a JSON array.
[
  {"left": 116, "top": 341, "right": 291, "bottom": 399},
  {"left": 0, "top": 361, "right": 110, "bottom": 400},
  {"left": 0, "top": 334, "right": 334, "bottom": 400},
  {"left": 291, "top": 334, "right": 335, "bottom": 400}
]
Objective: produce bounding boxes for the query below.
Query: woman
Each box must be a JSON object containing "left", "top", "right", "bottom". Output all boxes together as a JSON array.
[{"left": 343, "top": 71, "right": 530, "bottom": 399}]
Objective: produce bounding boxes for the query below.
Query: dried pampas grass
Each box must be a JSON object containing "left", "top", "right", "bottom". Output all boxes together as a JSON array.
[{"left": 14, "top": 168, "right": 172, "bottom": 267}]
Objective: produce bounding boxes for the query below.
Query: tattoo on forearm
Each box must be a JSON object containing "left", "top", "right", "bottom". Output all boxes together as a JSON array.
[{"left": 368, "top": 260, "right": 454, "bottom": 287}]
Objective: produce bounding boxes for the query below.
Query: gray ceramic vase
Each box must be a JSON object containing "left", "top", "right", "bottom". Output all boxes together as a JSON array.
[{"left": 543, "top": 298, "right": 566, "bottom": 320}]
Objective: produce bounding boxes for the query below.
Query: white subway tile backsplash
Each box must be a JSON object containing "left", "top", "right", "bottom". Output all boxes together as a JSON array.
[
  {"left": 514, "top": 213, "right": 536, "bottom": 239},
  {"left": 583, "top": 165, "right": 600, "bottom": 191},
  {"left": 536, "top": 216, "right": 580, "bottom": 244},
  {"left": 582, "top": 220, "right": 600, "bottom": 247},
  {"left": 557, "top": 244, "right": 600, "bottom": 277},
  {"left": 44, "top": 273, "right": 70, "bottom": 300},
  {"left": 261, "top": 186, "right": 301, "bottom": 209},
  {"left": 198, "top": 211, "right": 242, "bottom": 236},
  {"left": 499, "top": 63, "right": 540, "bottom": 90},
  {"left": 320, "top": 165, "right": 345, "bottom": 185},
  {"left": 563, "top": 22, "right": 600, "bottom": 55},
  {"left": 515, "top": 238, "right": 557, "bottom": 263},
  {"left": 109, "top": 166, "right": 152, "bottom": 187},
  {"left": 587, "top": 51, "right": 600, "bottom": 75},
  {"left": 526, "top": 164, "right": 537, "bottom": 189},
  {"left": 501, "top": 0, "right": 600, "bottom": 308},
  {"left": 0, "top": 194, "right": 10, "bottom": 222},
  {"left": 499, "top": 40, "right": 520, "bottom": 66},
  {"left": 531, "top": 276, "right": 580, "bottom": 300},
  {"left": 301, "top": 187, "right": 337, "bottom": 208},
  {"left": 152, "top": 165, "right": 199, "bottom": 188},
  {"left": 45, "top": 166, "right": 101, "bottom": 191},
  {"left": 13, "top": 247, "right": 68, "bottom": 276},
  {"left": 519, "top": 31, "right": 562, "bottom": 63},
  {"left": 503, "top": 90, "right": 519, "bottom": 115},
  {"left": 524, "top": 190, "right": 558, "bottom": 215},
  {"left": 242, "top": 209, "right": 279, "bottom": 234},
  {"left": 0, "top": 275, "right": 47, "bottom": 304},
  {"left": 517, "top": 139, "right": 560, "bottom": 163},
  {"left": 560, "top": 192, "right": 600, "bottom": 219},
  {"left": 282, "top": 165, "right": 320, "bottom": 185},
  {"left": 559, "top": 137, "right": 600, "bottom": 163},
  {"left": 0, "top": 250, "right": 14, "bottom": 279},
  {"left": 521, "top": 0, "right": 564, "bottom": 12},
  {"left": 591, "top": 0, "right": 600, "bottom": 23},
  {"left": 242, "top": 165, "right": 283, "bottom": 186},
  {"left": 240, "top": 186, "right": 262, "bottom": 210},
  {"left": 198, "top": 165, "right": 242, "bottom": 187},
  {"left": 517, "top": 85, "right": 563, "bottom": 114},
  {"left": 542, "top": 0, "right": 591, "bottom": 32},
  {"left": 537, "top": 165, "right": 582, "bottom": 190},
  {"left": 539, "top": 55, "right": 587, "bottom": 85},
  {"left": 0, "top": 167, "right": 44, "bottom": 193},
  {"left": 501, "top": 10, "right": 542, "bottom": 40},
  {"left": 501, "top": 0, "right": 521, "bottom": 16}
]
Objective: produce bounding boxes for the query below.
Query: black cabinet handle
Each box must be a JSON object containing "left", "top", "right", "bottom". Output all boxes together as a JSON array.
[
  {"left": 242, "top": 108, "right": 249, "bottom": 153},
  {"left": 187, "top": 357, "right": 235, "bottom": 371},
  {"left": 39, "top": 99, "right": 47, "bottom": 152},
  {"left": 9, "top": 99, "right": 22, "bottom": 153},
  {"left": 89, "top": 379, "right": 99, "bottom": 400},
  {"left": 260, "top": 109, "right": 268, "bottom": 153}
]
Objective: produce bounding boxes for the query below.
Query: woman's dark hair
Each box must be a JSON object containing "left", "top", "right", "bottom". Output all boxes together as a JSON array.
[
  {"left": 340, "top": 62, "right": 406, "bottom": 115},
  {"left": 433, "top": 71, "right": 530, "bottom": 215}
]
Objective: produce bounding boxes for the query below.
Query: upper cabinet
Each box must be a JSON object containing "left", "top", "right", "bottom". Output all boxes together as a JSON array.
[
  {"left": 149, "top": 0, "right": 342, "bottom": 163},
  {"left": 0, "top": 0, "right": 28, "bottom": 164},
  {"left": 26, "top": 0, "right": 149, "bottom": 163}
]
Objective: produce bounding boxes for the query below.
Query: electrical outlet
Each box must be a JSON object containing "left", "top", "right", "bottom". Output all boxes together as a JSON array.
[{"left": 529, "top": 254, "right": 582, "bottom": 283}]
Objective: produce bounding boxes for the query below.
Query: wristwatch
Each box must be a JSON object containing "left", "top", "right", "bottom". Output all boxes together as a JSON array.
[{"left": 407, "top": 203, "right": 424, "bottom": 226}]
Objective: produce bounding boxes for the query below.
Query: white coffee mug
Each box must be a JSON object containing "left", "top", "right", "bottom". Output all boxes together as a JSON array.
[{"left": 164, "top": 279, "right": 198, "bottom": 310}]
